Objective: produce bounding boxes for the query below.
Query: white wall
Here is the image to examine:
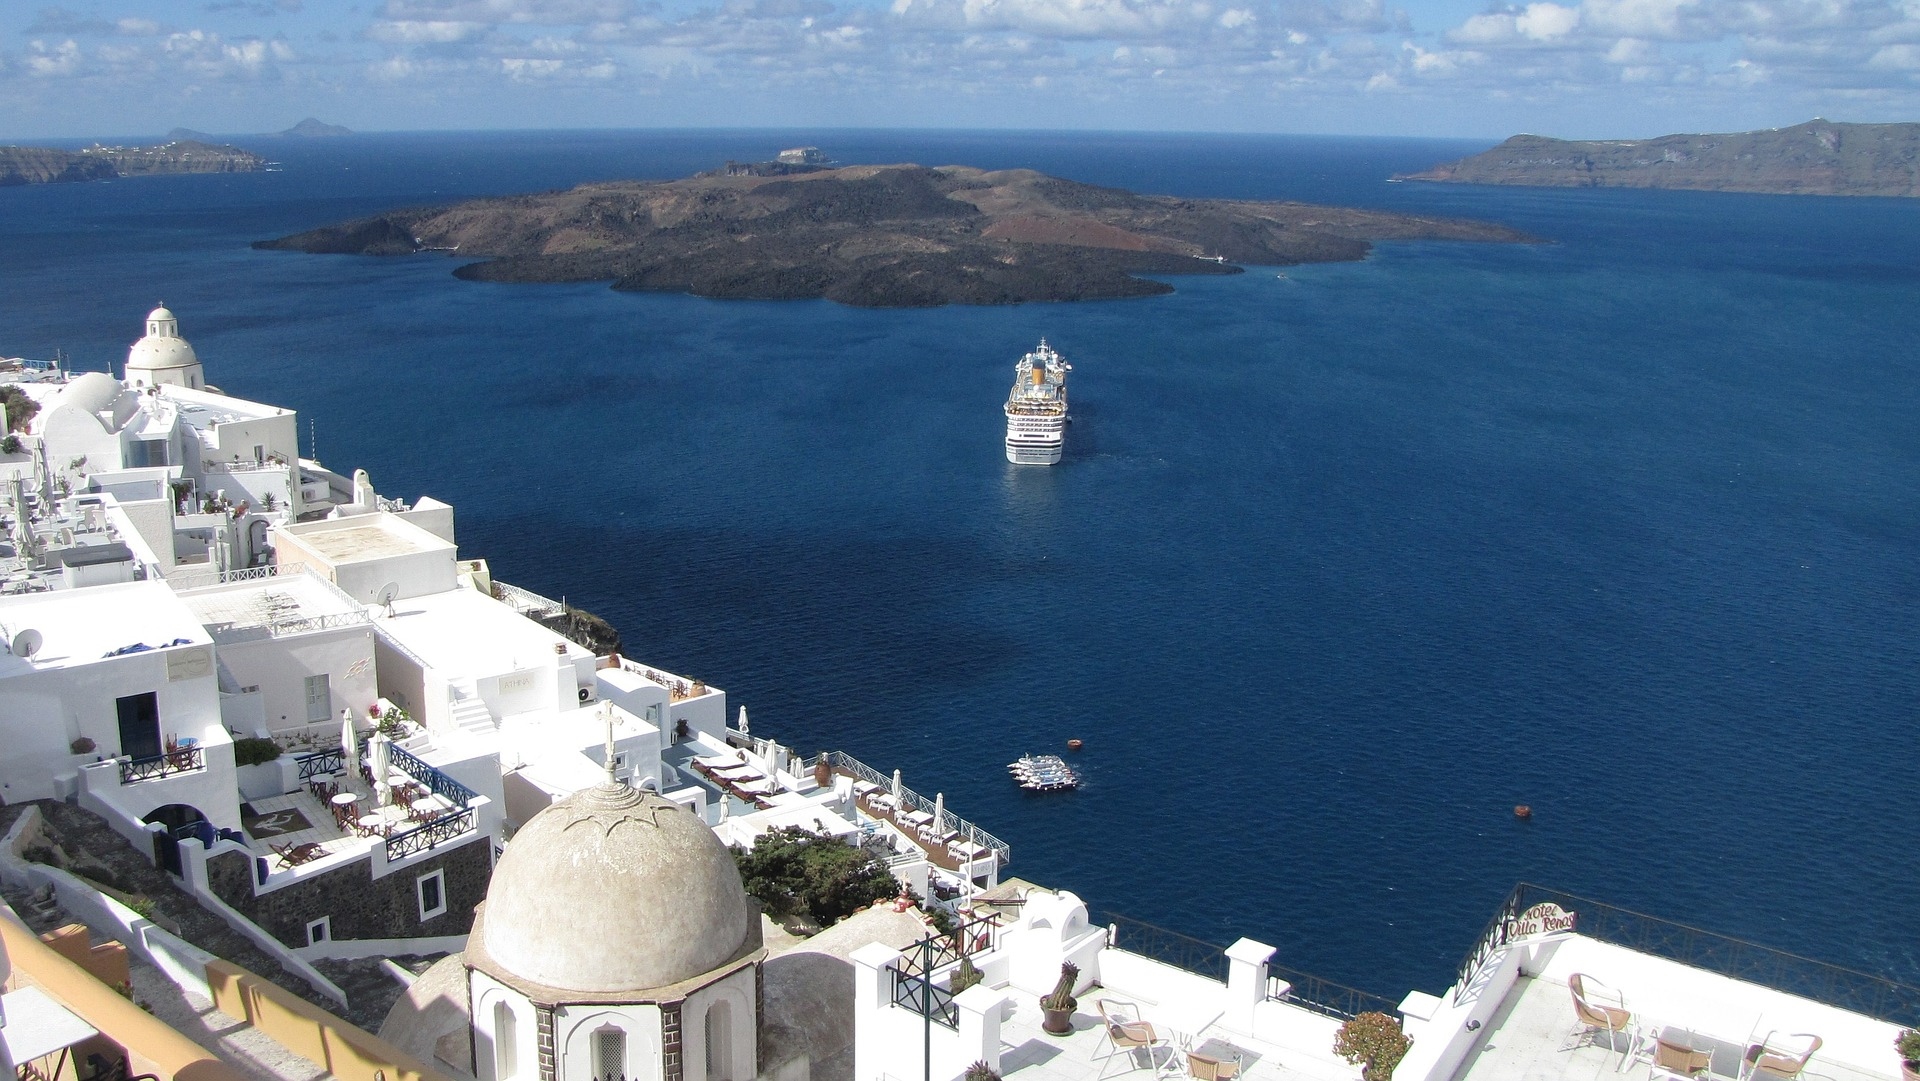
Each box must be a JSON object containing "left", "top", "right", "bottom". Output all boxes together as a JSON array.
[
  {"left": 554, "top": 1001, "right": 663, "bottom": 1081},
  {"left": 0, "top": 643, "right": 225, "bottom": 809},
  {"left": 214, "top": 625, "right": 376, "bottom": 736},
  {"left": 684, "top": 966, "right": 759, "bottom": 1081}
]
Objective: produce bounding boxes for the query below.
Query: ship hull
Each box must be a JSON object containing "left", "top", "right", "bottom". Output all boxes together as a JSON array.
[{"left": 1006, "top": 437, "right": 1063, "bottom": 465}]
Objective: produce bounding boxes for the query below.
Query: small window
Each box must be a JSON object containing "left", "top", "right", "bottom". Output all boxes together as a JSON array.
[
  {"left": 417, "top": 869, "right": 446, "bottom": 921},
  {"left": 306, "top": 917, "right": 330, "bottom": 946},
  {"left": 305, "top": 674, "right": 332, "bottom": 723},
  {"left": 592, "top": 1027, "right": 625, "bottom": 1081}
]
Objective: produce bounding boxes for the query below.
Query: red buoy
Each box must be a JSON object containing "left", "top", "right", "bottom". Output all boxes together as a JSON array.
[
  {"left": 1514, "top": 804, "right": 1533, "bottom": 819},
  {"left": 1067, "top": 739, "right": 1084, "bottom": 750}
]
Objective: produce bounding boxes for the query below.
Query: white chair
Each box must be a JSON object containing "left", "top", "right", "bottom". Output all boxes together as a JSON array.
[
  {"left": 1741, "top": 1032, "right": 1821, "bottom": 1081},
  {"left": 1095, "top": 1000, "right": 1179, "bottom": 1080},
  {"left": 1568, "top": 974, "right": 1637, "bottom": 1070}
]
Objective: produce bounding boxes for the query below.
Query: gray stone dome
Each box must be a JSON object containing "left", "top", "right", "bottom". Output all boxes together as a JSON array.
[{"left": 480, "top": 781, "right": 754, "bottom": 994}]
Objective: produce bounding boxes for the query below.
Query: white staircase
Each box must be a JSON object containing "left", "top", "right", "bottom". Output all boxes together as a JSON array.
[{"left": 448, "top": 678, "right": 495, "bottom": 736}]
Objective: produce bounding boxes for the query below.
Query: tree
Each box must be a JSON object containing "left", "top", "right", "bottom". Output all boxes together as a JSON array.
[
  {"left": 733, "top": 827, "right": 900, "bottom": 928},
  {"left": 0, "top": 386, "right": 38, "bottom": 433}
]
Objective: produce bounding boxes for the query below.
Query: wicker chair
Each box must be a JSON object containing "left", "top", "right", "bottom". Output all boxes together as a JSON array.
[
  {"left": 1186, "top": 1052, "right": 1242, "bottom": 1081},
  {"left": 1649, "top": 1037, "right": 1714, "bottom": 1081},
  {"left": 1569, "top": 973, "right": 1636, "bottom": 1067},
  {"left": 1095, "top": 1000, "right": 1177, "bottom": 1080},
  {"left": 1743, "top": 1033, "right": 1821, "bottom": 1081}
]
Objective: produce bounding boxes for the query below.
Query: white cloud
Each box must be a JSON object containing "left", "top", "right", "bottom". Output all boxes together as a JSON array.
[
  {"left": 1516, "top": 2, "right": 1580, "bottom": 37},
  {"left": 26, "top": 38, "right": 82, "bottom": 76},
  {"left": 367, "top": 20, "right": 488, "bottom": 42}
]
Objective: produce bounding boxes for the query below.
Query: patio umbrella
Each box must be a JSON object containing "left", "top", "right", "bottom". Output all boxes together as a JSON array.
[
  {"left": 891, "top": 769, "right": 903, "bottom": 804},
  {"left": 30, "top": 440, "right": 52, "bottom": 505},
  {"left": 737, "top": 706, "right": 749, "bottom": 736},
  {"left": 933, "top": 792, "right": 946, "bottom": 833},
  {"left": 370, "top": 735, "right": 392, "bottom": 803},
  {"left": 341, "top": 709, "right": 360, "bottom": 776}
]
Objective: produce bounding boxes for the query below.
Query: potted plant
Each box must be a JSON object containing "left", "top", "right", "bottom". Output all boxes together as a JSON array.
[
  {"left": 1896, "top": 1028, "right": 1919, "bottom": 1081},
  {"left": 964, "top": 1062, "right": 1001, "bottom": 1081},
  {"left": 1040, "top": 961, "right": 1079, "bottom": 1035},
  {"left": 1334, "top": 1011, "right": 1412, "bottom": 1081},
  {"left": 951, "top": 956, "right": 983, "bottom": 994}
]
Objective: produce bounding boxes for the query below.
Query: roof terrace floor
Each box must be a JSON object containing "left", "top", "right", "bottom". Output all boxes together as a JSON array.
[
  {"left": 1450, "top": 975, "right": 1896, "bottom": 1081},
  {"left": 998, "top": 989, "right": 1353, "bottom": 1081}
]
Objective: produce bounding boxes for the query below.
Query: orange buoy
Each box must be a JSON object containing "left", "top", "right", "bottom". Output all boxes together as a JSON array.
[
  {"left": 1514, "top": 804, "right": 1533, "bottom": 819},
  {"left": 1067, "top": 739, "right": 1084, "bottom": 750}
]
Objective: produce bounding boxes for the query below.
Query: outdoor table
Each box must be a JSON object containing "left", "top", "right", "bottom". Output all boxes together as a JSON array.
[
  {"left": 331, "top": 792, "right": 359, "bottom": 807},
  {"left": 1, "top": 986, "right": 100, "bottom": 1080},
  {"left": 1156, "top": 999, "right": 1226, "bottom": 1053}
]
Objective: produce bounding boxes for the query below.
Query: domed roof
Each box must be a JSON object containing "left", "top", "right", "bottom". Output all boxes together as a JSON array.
[
  {"left": 479, "top": 781, "right": 754, "bottom": 994},
  {"left": 128, "top": 306, "right": 198, "bottom": 373},
  {"left": 54, "top": 372, "right": 125, "bottom": 416}
]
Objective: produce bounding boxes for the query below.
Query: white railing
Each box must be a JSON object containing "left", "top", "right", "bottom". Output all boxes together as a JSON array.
[
  {"left": 493, "top": 579, "right": 565, "bottom": 616},
  {"left": 168, "top": 559, "right": 310, "bottom": 592},
  {"left": 816, "top": 750, "right": 1012, "bottom": 864}
]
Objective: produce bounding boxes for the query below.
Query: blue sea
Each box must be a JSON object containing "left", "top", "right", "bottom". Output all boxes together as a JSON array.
[{"left": 4, "top": 130, "right": 1918, "bottom": 1001}]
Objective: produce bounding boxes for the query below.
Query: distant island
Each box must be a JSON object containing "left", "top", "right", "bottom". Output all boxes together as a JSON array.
[
  {"left": 281, "top": 118, "right": 351, "bottom": 138},
  {"left": 254, "top": 162, "right": 1532, "bottom": 307},
  {"left": 1404, "top": 119, "right": 1920, "bottom": 197},
  {"left": 0, "top": 139, "right": 264, "bottom": 186},
  {"left": 166, "top": 118, "right": 352, "bottom": 142}
]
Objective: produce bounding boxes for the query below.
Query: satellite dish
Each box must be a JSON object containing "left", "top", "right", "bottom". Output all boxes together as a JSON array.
[
  {"left": 374, "top": 582, "right": 400, "bottom": 616},
  {"left": 11, "top": 629, "right": 43, "bottom": 659}
]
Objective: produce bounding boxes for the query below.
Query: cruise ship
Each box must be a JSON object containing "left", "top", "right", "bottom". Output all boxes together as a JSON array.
[{"left": 1004, "top": 338, "right": 1071, "bottom": 465}]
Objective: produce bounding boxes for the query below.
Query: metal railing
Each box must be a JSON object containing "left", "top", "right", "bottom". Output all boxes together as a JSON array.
[
  {"left": 119, "top": 746, "right": 204, "bottom": 783},
  {"left": 386, "top": 742, "right": 479, "bottom": 808},
  {"left": 1455, "top": 884, "right": 1920, "bottom": 1025},
  {"left": 384, "top": 807, "right": 477, "bottom": 861},
  {"left": 1267, "top": 967, "right": 1404, "bottom": 1022},
  {"left": 813, "top": 750, "right": 1012, "bottom": 865},
  {"left": 295, "top": 748, "right": 343, "bottom": 781},
  {"left": 1101, "top": 912, "right": 1399, "bottom": 1022},
  {"left": 493, "top": 579, "right": 566, "bottom": 617}
]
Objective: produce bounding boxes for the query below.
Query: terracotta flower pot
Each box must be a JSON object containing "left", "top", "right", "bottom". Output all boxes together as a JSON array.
[{"left": 1042, "top": 999, "right": 1077, "bottom": 1035}]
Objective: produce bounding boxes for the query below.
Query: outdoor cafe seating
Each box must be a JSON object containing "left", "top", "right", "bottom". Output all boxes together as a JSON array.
[
  {"left": 1096, "top": 999, "right": 1182, "bottom": 1080},
  {"left": 1569, "top": 973, "right": 1822, "bottom": 1081}
]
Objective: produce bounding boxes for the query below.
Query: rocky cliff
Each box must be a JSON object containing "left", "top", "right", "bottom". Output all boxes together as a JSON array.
[
  {"left": 1404, "top": 120, "right": 1920, "bottom": 196},
  {"left": 255, "top": 162, "right": 1532, "bottom": 308},
  {"left": 0, "top": 139, "right": 265, "bottom": 186}
]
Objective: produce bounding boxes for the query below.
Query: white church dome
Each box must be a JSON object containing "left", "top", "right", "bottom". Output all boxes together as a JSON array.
[
  {"left": 478, "top": 781, "right": 755, "bottom": 994},
  {"left": 53, "top": 371, "right": 124, "bottom": 416},
  {"left": 128, "top": 307, "right": 200, "bottom": 373}
]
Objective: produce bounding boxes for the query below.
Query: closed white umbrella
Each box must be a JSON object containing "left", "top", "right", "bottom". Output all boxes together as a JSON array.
[
  {"left": 370, "top": 735, "right": 392, "bottom": 805},
  {"left": 340, "top": 709, "right": 359, "bottom": 777},
  {"left": 891, "top": 768, "right": 903, "bottom": 804},
  {"left": 933, "top": 792, "right": 946, "bottom": 833},
  {"left": 737, "top": 706, "right": 749, "bottom": 736}
]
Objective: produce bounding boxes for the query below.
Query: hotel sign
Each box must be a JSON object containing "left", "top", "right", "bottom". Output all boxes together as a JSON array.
[{"left": 1504, "top": 902, "right": 1577, "bottom": 941}]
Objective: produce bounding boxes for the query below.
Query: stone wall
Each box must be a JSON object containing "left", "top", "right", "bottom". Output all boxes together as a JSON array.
[{"left": 207, "top": 838, "right": 490, "bottom": 948}]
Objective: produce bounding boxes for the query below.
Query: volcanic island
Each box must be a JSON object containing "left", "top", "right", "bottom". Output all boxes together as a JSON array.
[{"left": 255, "top": 162, "right": 1534, "bottom": 308}]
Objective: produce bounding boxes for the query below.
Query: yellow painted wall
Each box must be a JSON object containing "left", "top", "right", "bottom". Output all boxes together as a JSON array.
[
  {"left": 0, "top": 917, "right": 244, "bottom": 1081},
  {"left": 205, "top": 959, "right": 457, "bottom": 1081}
]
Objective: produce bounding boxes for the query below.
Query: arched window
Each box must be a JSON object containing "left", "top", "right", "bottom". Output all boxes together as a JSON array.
[
  {"left": 705, "top": 1000, "right": 734, "bottom": 1081},
  {"left": 592, "top": 1026, "right": 626, "bottom": 1081},
  {"left": 493, "top": 1001, "right": 518, "bottom": 1080}
]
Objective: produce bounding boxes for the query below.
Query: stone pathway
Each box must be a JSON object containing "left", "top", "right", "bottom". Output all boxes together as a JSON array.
[{"left": 0, "top": 800, "right": 330, "bottom": 1009}]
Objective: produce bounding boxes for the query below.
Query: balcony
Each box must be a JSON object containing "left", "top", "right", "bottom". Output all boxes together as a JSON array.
[{"left": 118, "top": 744, "right": 204, "bottom": 783}]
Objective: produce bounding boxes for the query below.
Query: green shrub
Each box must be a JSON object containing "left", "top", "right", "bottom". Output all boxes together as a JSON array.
[
  {"left": 733, "top": 826, "right": 900, "bottom": 927},
  {"left": 0, "top": 386, "right": 38, "bottom": 433},
  {"left": 233, "top": 737, "right": 282, "bottom": 767}
]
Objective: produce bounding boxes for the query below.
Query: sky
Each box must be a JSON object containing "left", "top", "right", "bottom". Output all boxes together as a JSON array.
[{"left": 2, "top": 0, "right": 1918, "bottom": 139}]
